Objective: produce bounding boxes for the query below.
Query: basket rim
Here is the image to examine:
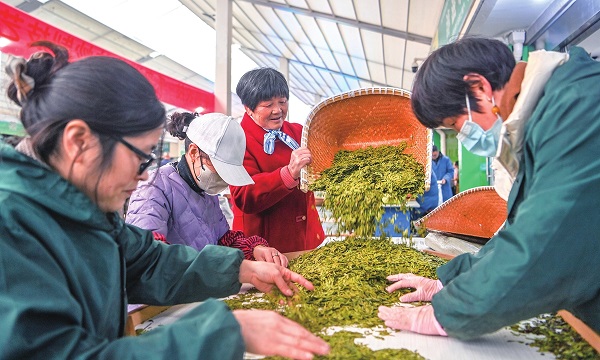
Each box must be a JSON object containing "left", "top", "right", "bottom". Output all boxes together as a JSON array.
[
  {"left": 415, "top": 186, "right": 507, "bottom": 238},
  {"left": 299, "top": 87, "right": 431, "bottom": 193}
]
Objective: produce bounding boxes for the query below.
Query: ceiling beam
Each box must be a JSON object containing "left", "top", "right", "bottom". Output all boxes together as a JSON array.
[
  {"left": 240, "top": 47, "right": 390, "bottom": 88},
  {"left": 237, "top": 0, "right": 432, "bottom": 45},
  {"left": 525, "top": 0, "right": 600, "bottom": 50}
]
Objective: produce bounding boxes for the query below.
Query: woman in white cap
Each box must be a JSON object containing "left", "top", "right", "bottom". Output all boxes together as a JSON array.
[{"left": 126, "top": 112, "right": 288, "bottom": 266}]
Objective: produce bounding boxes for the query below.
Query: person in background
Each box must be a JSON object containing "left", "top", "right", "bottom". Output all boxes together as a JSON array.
[
  {"left": 230, "top": 67, "right": 325, "bottom": 253},
  {"left": 0, "top": 41, "right": 329, "bottom": 359},
  {"left": 219, "top": 187, "right": 235, "bottom": 228},
  {"left": 411, "top": 171, "right": 440, "bottom": 222},
  {"left": 378, "top": 37, "right": 600, "bottom": 340},
  {"left": 127, "top": 112, "right": 288, "bottom": 266},
  {"left": 431, "top": 145, "right": 454, "bottom": 202},
  {"left": 160, "top": 151, "right": 171, "bottom": 166},
  {"left": 451, "top": 161, "right": 459, "bottom": 195}
]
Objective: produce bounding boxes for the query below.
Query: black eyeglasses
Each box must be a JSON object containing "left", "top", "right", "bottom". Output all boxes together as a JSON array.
[{"left": 114, "top": 136, "right": 157, "bottom": 175}]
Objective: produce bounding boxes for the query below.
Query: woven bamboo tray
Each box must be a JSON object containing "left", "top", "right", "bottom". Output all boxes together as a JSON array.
[
  {"left": 415, "top": 186, "right": 508, "bottom": 243},
  {"left": 299, "top": 87, "right": 432, "bottom": 193}
]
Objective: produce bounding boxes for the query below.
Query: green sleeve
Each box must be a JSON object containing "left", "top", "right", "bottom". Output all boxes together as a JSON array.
[
  {"left": 0, "top": 198, "right": 245, "bottom": 359},
  {"left": 436, "top": 238, "right": 497, "bottom": 284},
  {"left": 95, "top": 300, "right": 245, "bottom": 359},
  {"left": 122, "top": 224, "right": 244, "bottom": 305},
  {"left": 433, "top": 62, "right": 600, "bottom": 339}
]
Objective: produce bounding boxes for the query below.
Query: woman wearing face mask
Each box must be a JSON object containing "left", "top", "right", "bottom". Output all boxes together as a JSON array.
[
  {"left": 126, "top": 112, "right": 288, "bottom": 266},
  {"left": 377, "top": 37, "right": 600, "bottom": 340},
  {"left": 379, "top": 38, "right": 600, "bottom": 339}
]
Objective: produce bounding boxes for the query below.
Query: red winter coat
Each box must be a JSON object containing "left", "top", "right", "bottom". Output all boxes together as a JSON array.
[{"left": 230, "top": 114, "right": 325, "bottom": 253}]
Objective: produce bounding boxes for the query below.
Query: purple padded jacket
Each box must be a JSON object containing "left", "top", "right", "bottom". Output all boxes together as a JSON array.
[{"left": 126, "top": 164, "right": 229, "bottom": 250}]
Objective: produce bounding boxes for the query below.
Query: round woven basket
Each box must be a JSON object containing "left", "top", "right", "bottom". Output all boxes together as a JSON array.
[
  {"left": 415, "top": 186, "right": 508, "bottom": 242},
  {"left": 300, "top": 87, "right": 432, "bottom": 192}
]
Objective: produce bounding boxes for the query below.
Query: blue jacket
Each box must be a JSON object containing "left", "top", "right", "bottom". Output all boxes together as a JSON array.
[
  {"left": 413, "top": 171, "right": 440, "bottom": 220},
  {"left": 432, "top": 153, "right": 454, "bottom": 202}
]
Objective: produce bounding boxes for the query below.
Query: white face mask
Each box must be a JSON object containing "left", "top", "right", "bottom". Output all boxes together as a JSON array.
[
  {"left": 456, "top": 93, "right": 503, "bottom": 157},
  {"left": 195, "top": 162, "right": 229, "bottom": 195}
]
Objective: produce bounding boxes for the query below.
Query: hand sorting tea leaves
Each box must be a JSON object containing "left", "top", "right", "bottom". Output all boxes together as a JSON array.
[{"left": 224, "top": 237, "right": 446, "bottom": 359}]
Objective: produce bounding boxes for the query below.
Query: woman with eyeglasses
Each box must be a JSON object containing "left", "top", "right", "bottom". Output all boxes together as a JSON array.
[
  {"left": 126, "top": 112, "right": 289, "bottom": 266},
  {"left": 0, "top": 41, "right": 329, "bottom": 359}
]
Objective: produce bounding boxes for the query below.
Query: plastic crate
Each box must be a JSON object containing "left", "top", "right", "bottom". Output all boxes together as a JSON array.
[{"left": 374, "top": 206, "right": 412, "bottom": 237}]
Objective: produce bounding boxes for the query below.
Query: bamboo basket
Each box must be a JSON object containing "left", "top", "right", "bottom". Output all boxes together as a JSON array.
[
  {"left": 299, "top": 87, "right": 432, "bottom": 193},
  {"left": 415, "top": 186, "right": 508, "bottom": 243}
]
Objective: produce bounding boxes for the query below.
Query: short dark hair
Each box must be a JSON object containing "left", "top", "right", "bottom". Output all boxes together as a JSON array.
[
  {"left": 235, "top": 67, "right": 289, "bottom": 111},
  {"left": 411, "top": 37, "right": 515, "bottom": 128}
]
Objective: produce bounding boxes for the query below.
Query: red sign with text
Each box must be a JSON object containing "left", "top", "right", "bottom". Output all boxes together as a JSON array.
[{"left": 0, "top": 2, "right": 214, "bottom": 112}]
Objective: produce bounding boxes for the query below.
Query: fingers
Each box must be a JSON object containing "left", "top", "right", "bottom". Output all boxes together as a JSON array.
[
  {"left": 285, "top": 270, "right": 315, "bottom": 291},
  {"left": 269, "top": 248, "right": 284, "bottom": 266},
  {"left": 290, "top": 148, "right": 312, "bottom": 171},
  {"left": 273, "top": 317, "right": 330, "bottom": 359},
  {"left": 271, "top": 250, "right": 288, "bottom": 267},
  {"left": 379, "top": 305, "right": 445, "bottom": 336},
  {"left": 253, "top": 247, "right": 286, "bottom": 266},
  {"left": 385, "top": 273, "right": 418, "bottom": 293},
  {"left": 386, "top": 273, "right": 417, "bottom": 282},
  {"left": 386, "top": 280, "right": 412, "bottom": 293},
  {"left": 378, "top": 306, "right": 411, "bottom": 331},
  {"left": 399, "top": 291, "right": 423, "bottom": 303},
  {"left": 273, "top": 272, "right": 295, "bottom": 296},
  {"left": 280, "top": 254, "right": 289, "bottom": 268},
  {"left": 259, "top": 252, "right": 276, "bottom": 263},
  {"left": 235, "top": 310, "right": 330, "bottom": 359}
]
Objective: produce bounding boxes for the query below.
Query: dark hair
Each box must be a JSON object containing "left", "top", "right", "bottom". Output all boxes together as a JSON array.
[
  {"left": 6, "top": 41, "right": 166, "bottom": 169},
  {"left": 167, "top": 111, "right": 197, "bottom": 151},
  {"left": 411, "top": 37, "right": 516, "bottom": 128},
  {"left": 235, "top": 67, "right": 289, "bottom": 111}
]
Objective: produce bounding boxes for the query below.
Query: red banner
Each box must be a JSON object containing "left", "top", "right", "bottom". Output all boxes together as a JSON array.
[{"left": 0, "top": 2, "right": 214, "bottom": 112}]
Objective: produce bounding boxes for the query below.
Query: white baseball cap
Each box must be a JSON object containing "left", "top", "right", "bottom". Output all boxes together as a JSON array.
[{"left": 186, "top": 113, "right": 254, "bottom": 186}]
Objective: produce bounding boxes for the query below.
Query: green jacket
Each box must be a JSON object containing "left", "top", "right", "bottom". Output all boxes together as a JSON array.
[
  {"left": 0, "top": 144, "right": 246, "bottom": 358},
  {"left": 433, "top": 47, "right": 600, "bottom": 339}
]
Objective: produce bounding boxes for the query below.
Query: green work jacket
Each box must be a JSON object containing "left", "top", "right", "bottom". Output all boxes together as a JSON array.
[
  {"left": 0, "top": 144, "right": 246, "bottom": 358},
  {"left": 432, "top": 47, "right": 600, "bottom": 339}
]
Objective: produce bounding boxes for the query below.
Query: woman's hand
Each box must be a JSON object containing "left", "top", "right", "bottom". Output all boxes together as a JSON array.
[
  {"left": 253, "top": 245, "right": 289, "bottom": 267},
  {"left": 233, "top": 309, "right": 330, "bottom": 359},
  {"left": 385, "top": 273, "right": 443, "bottom": 302},
  {"left": 288, "top": 147, "right": 313, "bottom": 179},
  {"left": 378, "top": 304, "right": 447, "bottom": 336},
  {"left": 239, "top": 260, "right": 313, "bottom": 296}
]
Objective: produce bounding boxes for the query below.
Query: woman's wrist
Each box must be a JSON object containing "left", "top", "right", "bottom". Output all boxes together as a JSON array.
[{"left": 280, "top": 166, "right": 299, "bottom": 188}]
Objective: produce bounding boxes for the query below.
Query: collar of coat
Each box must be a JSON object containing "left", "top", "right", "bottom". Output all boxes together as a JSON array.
[{"left": 175, "top": 155, "right": 205, "bottom": 196}]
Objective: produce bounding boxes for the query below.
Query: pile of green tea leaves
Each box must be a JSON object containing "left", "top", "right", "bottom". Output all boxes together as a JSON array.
[
  {"left": 510, "top": 313, "right": 600, "bottom": 359},
  {"left": 309, "top": 144, "right": 425, "bottom": 237},
  {"left": 224, "top": 236, "right": 446, "bottom": 359},
  {"left": 264, "top": 330, "right": 425, "bottom": 360}
]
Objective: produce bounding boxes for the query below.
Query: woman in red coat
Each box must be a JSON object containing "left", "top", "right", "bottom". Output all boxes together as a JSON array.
[{"left": 231, "top": 68, "right": 325, "bottom": 253}]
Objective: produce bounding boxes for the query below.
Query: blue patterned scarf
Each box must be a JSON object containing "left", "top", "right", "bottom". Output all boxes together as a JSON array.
[{"left": 263, "top": 130, "right": 299, "bottom": 155}]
